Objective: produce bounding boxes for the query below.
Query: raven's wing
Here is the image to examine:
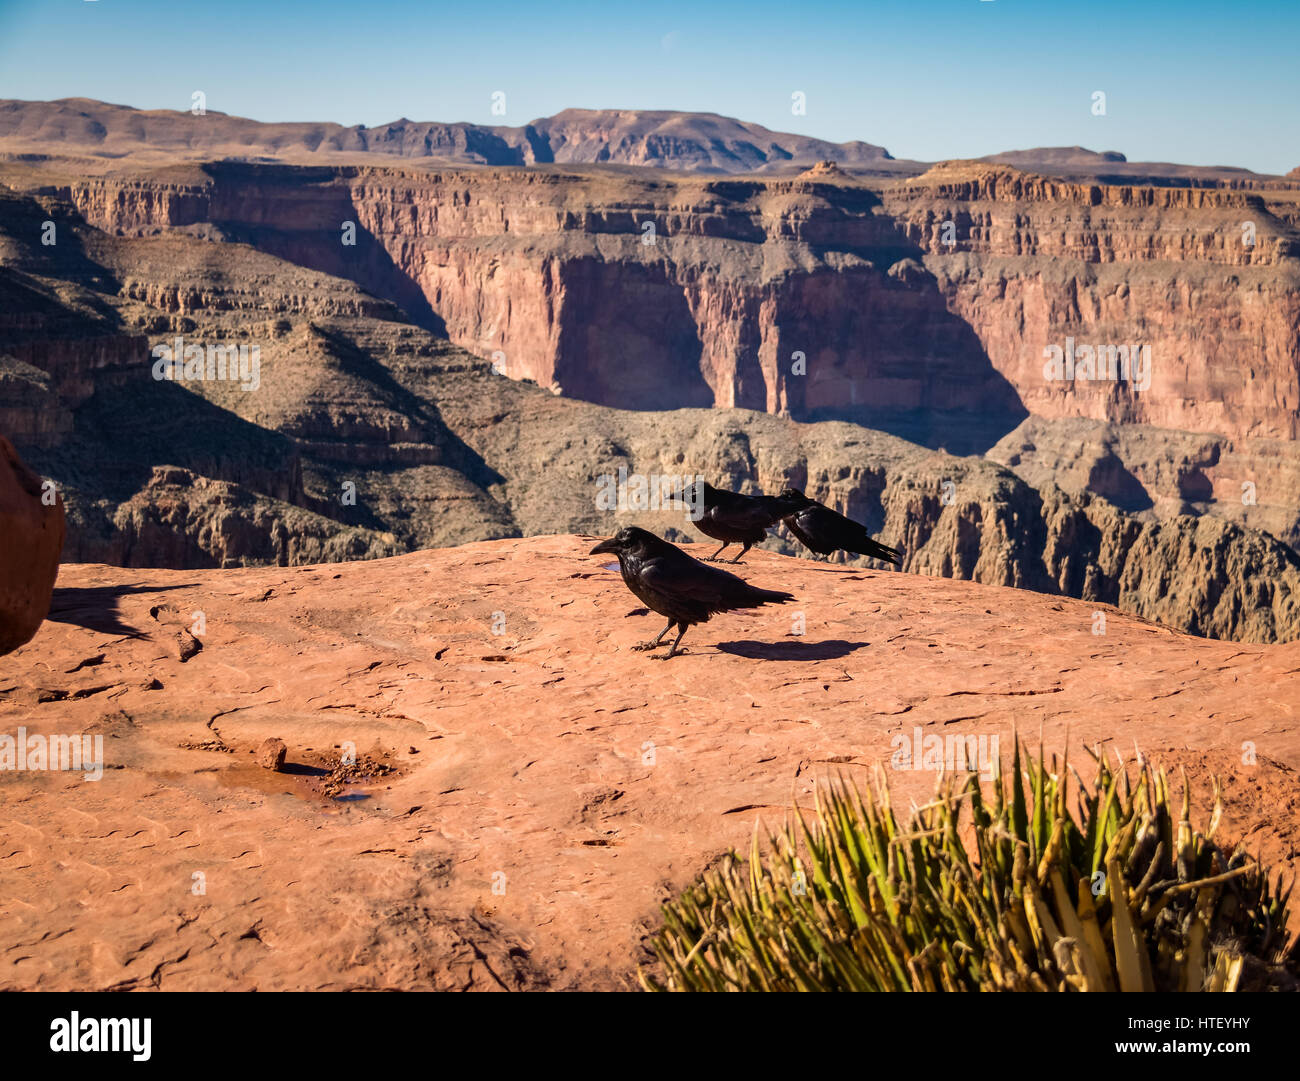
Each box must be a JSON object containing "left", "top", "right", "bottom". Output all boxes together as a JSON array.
[
  {"left": 805, "top": 504, "right": 902, "bottom": 564},
  {"left": 708, "top": 490, "right": 789, "bottom": 531},
  {"left": 783, "top": 511, "right": 830, "bottom": 555},
  {"left": 642, "top": 549, "right": 793, "bottom": 615}
]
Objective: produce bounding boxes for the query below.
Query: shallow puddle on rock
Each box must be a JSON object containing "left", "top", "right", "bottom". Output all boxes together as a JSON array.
[
  {"left": 157, "top": 757, "right": 393, "bottom": 812},
  {"left": 215, "top": 763, "right": 323, "bottom": 801}
]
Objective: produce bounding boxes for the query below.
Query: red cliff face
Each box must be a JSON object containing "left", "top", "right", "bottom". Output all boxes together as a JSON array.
[
  {"left": 54, "top": 166, "right": 1028, "bottom": 441},
  {"left": 882, "top": 164, "right": 1300, "bottom": 442},
  {"left": 53, "top": 161, "right": 1300, "bottom": 456}
]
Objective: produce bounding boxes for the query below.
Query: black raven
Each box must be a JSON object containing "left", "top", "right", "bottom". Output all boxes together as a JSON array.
[
  {"left": 677, "top": 480, "right": 800, "bottom": 563},
  {"left": 778, "top": 488, "right": 903, "bottom": 565},
  {"left": 589, "top": 526, "right": 794, "bottom": 658}
]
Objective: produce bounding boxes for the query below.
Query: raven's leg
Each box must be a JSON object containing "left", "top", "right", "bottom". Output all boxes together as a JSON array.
[
  {"left": 728, "top": 541, "right": 753, "bottom": 564},
  {"left": 703, "top": 542, "right": 729, "bottom": 562},
  {"left": 651, "top": 623, "right": 690, "bottom": 660},
  {"left": 633, "top": 618, "right": 675, "bottom": 651}
]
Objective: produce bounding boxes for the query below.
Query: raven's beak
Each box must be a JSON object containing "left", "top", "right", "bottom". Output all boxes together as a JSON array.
[{"left": 589, "top": 537, "right": 618, "bottom": 555}]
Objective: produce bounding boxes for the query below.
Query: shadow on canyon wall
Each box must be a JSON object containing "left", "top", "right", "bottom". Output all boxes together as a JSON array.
[
  {"left": 202, "top": 162, "right": 448, "bottom": 337},
  {"left": 185, "top": 163, "right": 1028, "bottom": 454}
]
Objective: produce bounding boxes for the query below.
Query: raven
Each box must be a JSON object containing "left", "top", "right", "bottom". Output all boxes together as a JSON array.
[
  {"left": 678, "top": 480, "right": 799, "bottom": 563},
  {"left": 589, "top": 526, "right": 794, "bottom": 658},
  {"left": 778, "top": 487, "right": 903, "bottom": 565}
]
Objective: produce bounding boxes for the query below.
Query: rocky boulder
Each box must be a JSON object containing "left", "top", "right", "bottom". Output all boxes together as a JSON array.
[{"left": 0, "top": 434, "right": 64, "bottom": 654}]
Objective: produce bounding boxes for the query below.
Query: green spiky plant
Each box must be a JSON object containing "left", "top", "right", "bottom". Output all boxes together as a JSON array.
[{"left": 643, "top": 741, "right": 1298, "bottom": 991}]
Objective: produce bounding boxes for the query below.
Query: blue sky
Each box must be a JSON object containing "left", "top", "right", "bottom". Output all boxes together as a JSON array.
[{"left": 1, "top": 0, "right": 1296, "bottom": 173}]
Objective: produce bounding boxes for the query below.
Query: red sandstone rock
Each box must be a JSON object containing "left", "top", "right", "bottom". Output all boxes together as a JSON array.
[
  {"left": 257, "top": 738, "right": 287, "bottom": 771},
  {"left": 0, "top": 435, "right": 64, "bottom": 655},
  {"left": 1, "top": 535, "right": 1296, "bottom": 990}
]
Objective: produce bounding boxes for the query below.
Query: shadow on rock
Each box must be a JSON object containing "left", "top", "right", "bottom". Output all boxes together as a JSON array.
[
  {"left": 47, "top": 583, "right": 199, "bottom": 638},
  {"left": 280, "top": 762, "right": 330, "bottom": 778},
  {"left": 715, "top": 638, "right": 868, "bottom": 661}
]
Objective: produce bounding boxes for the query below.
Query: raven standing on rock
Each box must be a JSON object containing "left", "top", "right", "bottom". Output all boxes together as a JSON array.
[
  {"left": 778, "top": 488, "right": 903, "bottom": 565},
  {"left": 677, "top": 480, "right": 799, "bottom": 563},
  {"left": 589, "top": 527, "right": 794, "bottom": 658}
]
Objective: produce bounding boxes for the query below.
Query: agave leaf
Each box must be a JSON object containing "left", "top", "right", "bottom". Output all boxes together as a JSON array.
[
  {"left": 1011, "top": 736, "right": 1029, "bottom": 843},
  {"left": 1071, "top": 873, "right": 1116, "bottom": 991},
  {"left": 1107, "top": 856, "right": 1154, "bottom": 992}
]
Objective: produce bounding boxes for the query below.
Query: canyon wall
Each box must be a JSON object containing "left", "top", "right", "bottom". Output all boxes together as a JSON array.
[
  {"left": 36, "top": 158, "right": 1300, "bottom": 546},
  {"left": 884, "top": 164, "right": 1300, "bottom": 440},
  {"left": 49, "top": 160, "right": 1300, "bottom": 442},
  {"left": 3, "top": 159, "right": 1298, "bottom": 640},
  {"left": 44, "top": 164, "right": 1029, "bottom": 446}
]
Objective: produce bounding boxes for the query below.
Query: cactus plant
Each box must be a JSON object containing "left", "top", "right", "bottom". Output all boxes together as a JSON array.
[{"left": 642, "top": 741, "right": 1297, "bottom": 991}]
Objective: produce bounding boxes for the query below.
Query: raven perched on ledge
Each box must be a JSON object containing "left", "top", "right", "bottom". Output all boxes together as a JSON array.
[
  {"left": 678, "top": 480, "right": 798, "bottom": 563},
  {"left": 778, "top": 488, "right": 903, "bottom": 565},
  {"left": 589, "top": 527, "right": 794, "bottom": 658}
]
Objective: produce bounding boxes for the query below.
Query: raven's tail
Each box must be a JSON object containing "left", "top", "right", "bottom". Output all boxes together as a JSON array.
[
  {"left": 854, "top": 537, "right": 903, "bottom": 566},
  {"left": 751, "top": 588, "right": 796, "bottom": 605}
]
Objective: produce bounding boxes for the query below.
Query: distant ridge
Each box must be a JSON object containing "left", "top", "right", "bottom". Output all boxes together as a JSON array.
[
  {"left": 981, "top": 146, "right": 1128, "bottom": 166},
  {"left": 0, "top": 98, "right": 1289, "bottom": 184},
  {"left": 527, "top": 108, "right": 895, "bottom": 172},
  {"left": 0, "top": 98, "right": 900, "bottom": 175}
]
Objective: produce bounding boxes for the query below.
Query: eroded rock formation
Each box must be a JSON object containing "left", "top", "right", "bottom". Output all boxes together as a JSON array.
[{"left": 35, "top": 157, "right": 1299, "bottom": 452}]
